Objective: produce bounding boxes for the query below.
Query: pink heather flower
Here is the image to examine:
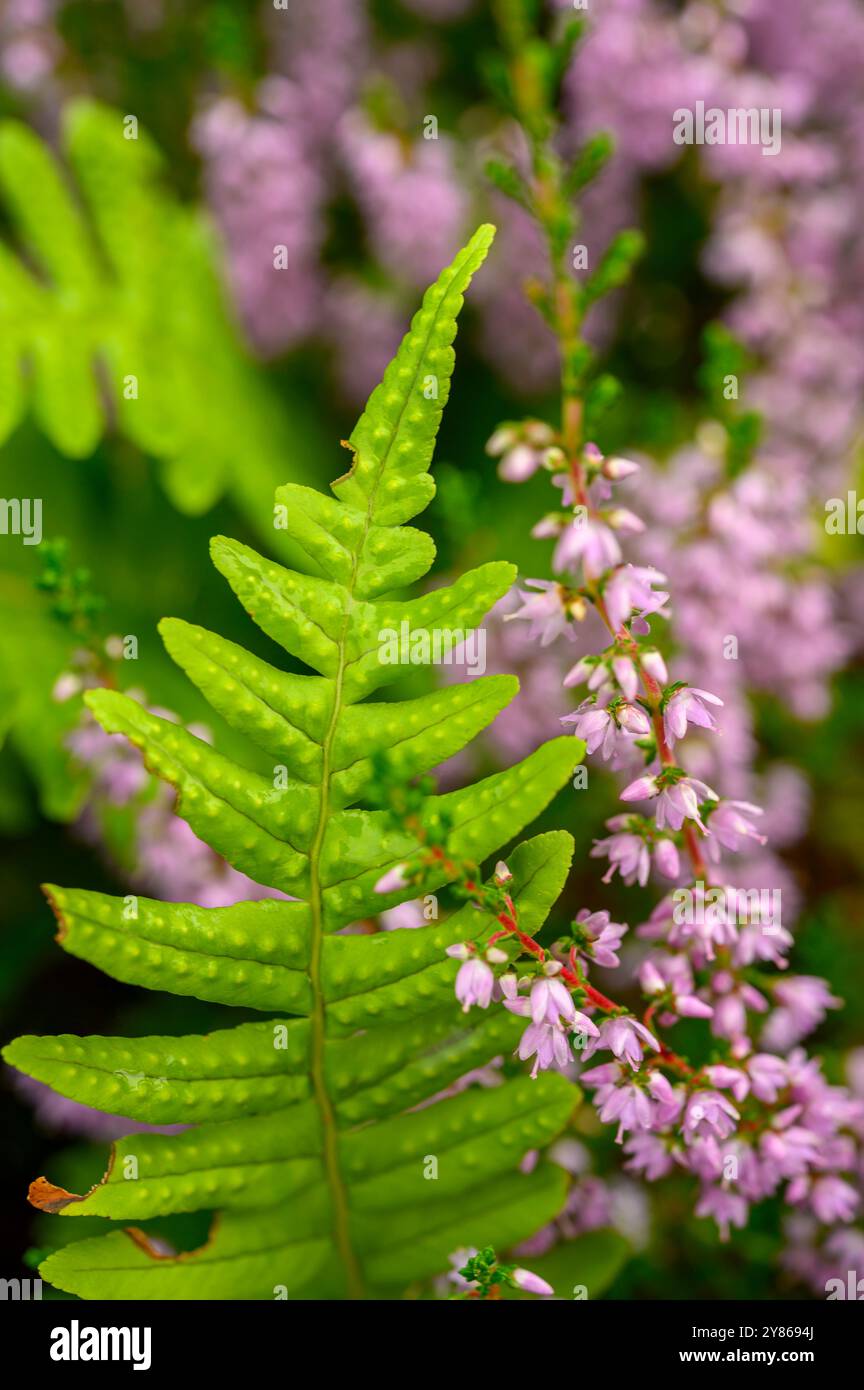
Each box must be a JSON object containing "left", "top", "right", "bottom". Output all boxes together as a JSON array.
[
  {"left": 499, "top": 444, "right": 544, "bottom": 482},
  {"left": 639, "top": 952, "right": 694, "bottom": 1002},
  {"left": 374, "top": 864, "right": 409, "bottom": 893},
  {"left": 746, "top": 1054, "right": 789, "bottom": 1104},
  {"left": 616, "top": 702, "right": 652, "bottom": 736},
  {"left": 704, "top": 800, "right": 767, "bottom": 859},
  {"left": 570, "top": 1011, "right": 602, "bottom": 1045},
  {"left": 517, "top": 1020, "right": 572, "bottom": 1077},
  {"left": 511, "top": 1267, "right": 554, "bottom": 1296},
  {"left": 561, "top": 701, "right": 619, "bottom": 759},
  {"left": 759, "top": 1127, "right": 821, "bottom": 1180},
  {"left": 455, "top": 958, "right": 494, "bottom": 1013},
  {"left": 561, "top": 698, "right": 649, "bottom": 759},
  {"left": 704, "top": 1065, "right": 751, "bottom": 1104},
  {"left": 733, "top": 921, "right": 794, "bottom": 969},
  {"left": 762, "top": 976, "right": 842, "bottom": 1049},
  {"left": 502, "top": 993, "right": 531, "bottom": 1018},
  {"left": 596, "top": 1080, "right": 656, "bottom": 1142},
  {"left": 711, "top": 980, "right": 769, "bottom": 1042},
  {"left": 579, "top": 1062, "right": 620, "bottom": 1088},
  {"left": 530, "top": 977, "right": 577, "bottom": 1027},
  {"left": 486, "top": 422, "right": 554, "bottom": 482},
  {"left": 604, "top": 565, "right": 669, "bottom": 633},
  {"left": 505, "top": 579, "right": 573, "bottom": 646},
  {"left": 809, "top": 1177, "right": 859, "bottom": 1224},
  {"left": 695, "top": 1186, "right": 748, "bottom": 1241},
  {"left": 553, "top": 517, "right": 621, "bottom": 579},
  {"left": 654, "top": 777, "right": 718, "bottom": 833},
  {"left": 573, "top": 908, "right": 627, "bottom": 968},
  {"left": 622, "top": 771, "right": 720, "bottom": 836},
  {"left": 646, "top": 1070, "right": 678, "bottom": 1110},
  {"left": 652, "top": 838, "right": 680, "bottom": 879},
  {"left": 584, "top": 1016, "right": 660, "bottom": 1070},
  {"left": 624, "top": 1132, "right": 677, "bottom": 1181},
  {"left": 683, "top": 1091, "right": 740, "bottom": 1143},
  {"left": 591, "top": 824, "right": 651, "bottom": 887},
  {"left": 662, "top": 686, "right": 724, "bottom": 746},
  {"left": 380, "top": 901, "right": 425, "bottom": 931}
]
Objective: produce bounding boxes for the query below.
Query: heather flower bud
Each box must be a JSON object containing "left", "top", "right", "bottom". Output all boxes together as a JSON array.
[
  {"left": 607, "top": 507, "right": 646, "bottom": 534},
  {"left": 621, "top": 773, "right": 660, "bottom": 802},
  {"left": 446, "top": 942, "right": 472, "bottom": 960},
  {"left": 676, "top": 994, "right": 714, "bottom": 1019},
  {"left": 640, "top": 648, "right": 668, "bottom": 685},
  {"left": 498, "top": 443, "right": 541, "bottom": 482},
  {"left": 52, "top": 673, "right": 82, "bottom": 702},
  {"left": 563, "top": 656, "right": 595, "bottom": 688},
  {"left": 511, "top": 1267, "right": 554, "bottom": 1296},
  {"left": 612, "top": 655, "right": 638, "bottom": 700},
  {"left": 485, "top": 425, "right": 518, "bottom": 455},
  {"left": 602, "top": 454, "right": 641, "bottom": 480},
  {"left": 524, "top": 421, "right": 555, "bottom": 448},
  {"left": 653, "top": 837, "right": 680, "bottom": 879},
  {"left": 639, "top": 960, "right": 665, "bottom": 995}
]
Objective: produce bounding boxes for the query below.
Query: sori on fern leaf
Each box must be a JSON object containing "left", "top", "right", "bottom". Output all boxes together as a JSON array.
[{"left": 4, "top": 225, "right": 587, "bottom": 1301}]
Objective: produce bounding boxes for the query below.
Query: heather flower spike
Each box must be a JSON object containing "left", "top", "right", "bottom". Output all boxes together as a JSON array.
[{"left": 459, "top": 0, "right": 858, "bottom": 1265}]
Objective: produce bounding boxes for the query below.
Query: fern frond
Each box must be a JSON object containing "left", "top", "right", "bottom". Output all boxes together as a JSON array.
[
  {"left": 0, "top": 100, "right": 317, "bottom": 529},
  {"left": 4, "top": 228, "right": 585, "bottom": 1299}
]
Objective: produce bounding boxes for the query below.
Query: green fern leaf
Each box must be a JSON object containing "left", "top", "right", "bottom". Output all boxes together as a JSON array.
[
  {"left": 4, "top": 228, "right": 585, "bottom": 1299},
  {"left": 0, "top": 100, "right": 322, "bottom": 531}
]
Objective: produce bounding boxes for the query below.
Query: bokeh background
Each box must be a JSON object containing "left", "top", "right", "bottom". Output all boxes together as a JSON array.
[{"left": 0, "top": 0, "right": 862, "bottom": 1299}]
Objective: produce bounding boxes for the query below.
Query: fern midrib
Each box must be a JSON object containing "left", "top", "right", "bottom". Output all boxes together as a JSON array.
[
  {"left": 305, "top": 253, "right": 471, "bottom": 1299},
  {"left": 307, "top": 635, "right": 364, "bottom": 1299}
]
